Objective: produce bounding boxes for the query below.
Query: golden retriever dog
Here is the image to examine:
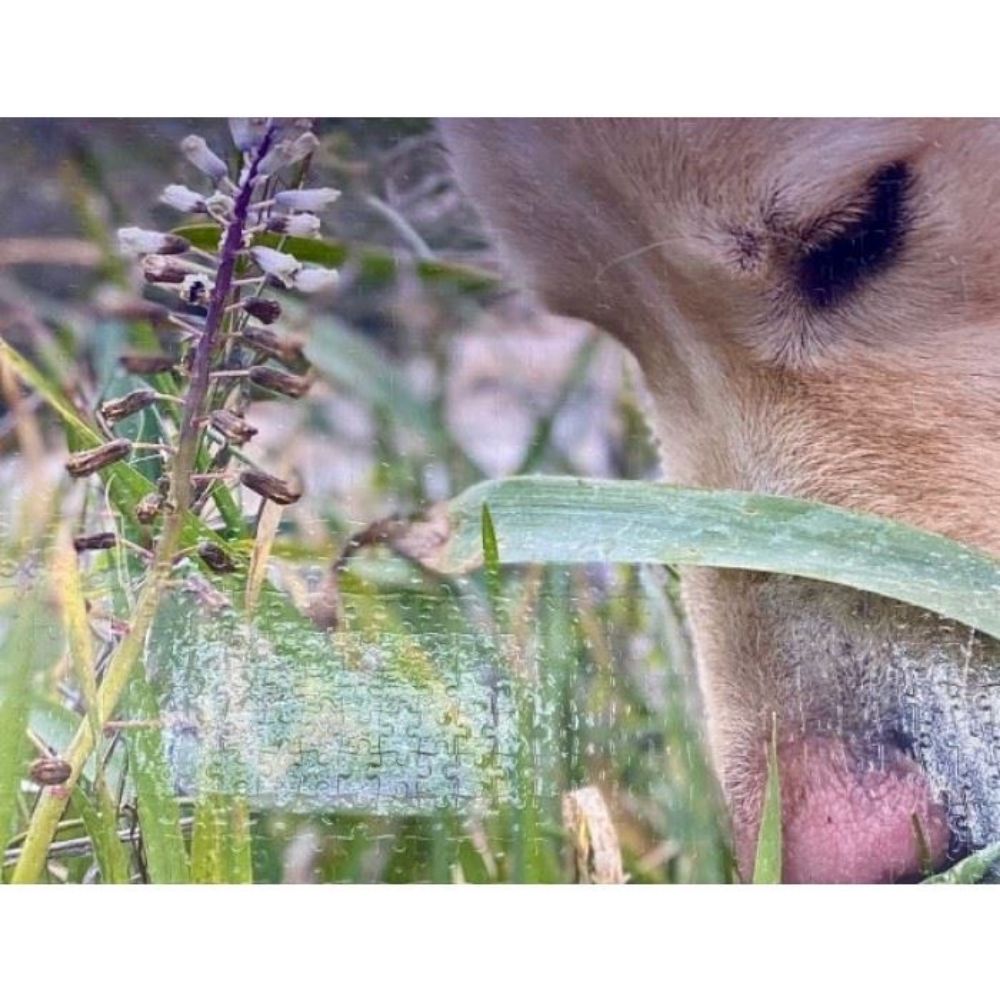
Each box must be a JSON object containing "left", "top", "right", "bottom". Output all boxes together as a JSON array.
[{"left": 442, "top": 119, "right": 1000, "bottom": 882}]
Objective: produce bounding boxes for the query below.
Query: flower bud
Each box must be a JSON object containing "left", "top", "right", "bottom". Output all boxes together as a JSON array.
[
  {"left": 266, "top": 213, "right": 321, "bottom": 238},
  {"left": 240, "top": 469, "right": 303, "bottom": 505},
  {"left": 274, "top": 188, "right": 341, "bottom": 213},
  {"left": 229, "top": 118, "right": 271, "bottom": 152},
  {"left": 292, "top": 266, "right": 339, "bottom": 294},
  {"left": 30, "top": 757, "right": 72, "bottom": 786},
  {"left": 256, "top": 132, "right": 320, "bottom": 175},
  {"left": 248, "top": 365, "right": 312, "bottom": 399},
  {"left": 119, "top": 354, "right": 177, "bottom": 375},
  {"left": 181, "top": 135, "right": 229, "bottom": 183},
  {"left": 239, "top": 326, "right": 305, "bottom": 366},
  {"left": 72, "top": 531, "right": 117, "bottom": 552},
  {"left": 210, "top": 409, "right": 258, "bottom": 445},
  {"left": 241, "top": 297, "right": 282, "bottom": 324},
  {"left": 205, "top": 192, "right": 235, "bottom": 218},
  {"left": 66, "top": 439, "right": 132, "bottom": 478},
  {"left": 250, "top": 245, "right": 301, "bottom": 287},
  {"left": 142, "top": 254, "right": 200, "bottom": 284},
  {"left": 99, "top": 388, "right": 158, "bottom": 425},
  {"left": 160, "top": 184, "right": 207, "bottom": 213},
  {"left": 135, "top": 492, "right": 164, "bottom": 525},
  {"left": 118, "top": 227, "right": 190, "bottom": 256},
  {"left": 198, "top": 541, "right": 237, "bottom": 574}
]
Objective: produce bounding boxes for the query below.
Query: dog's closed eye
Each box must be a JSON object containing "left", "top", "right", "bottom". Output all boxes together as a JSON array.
[{"left": 796, "top": 161, "right": 911, "bottom": 311}]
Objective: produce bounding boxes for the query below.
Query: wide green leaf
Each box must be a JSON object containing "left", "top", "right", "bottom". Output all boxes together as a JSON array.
[{"left": 416, "top": 476, "right": 1000, "bottom": 640}]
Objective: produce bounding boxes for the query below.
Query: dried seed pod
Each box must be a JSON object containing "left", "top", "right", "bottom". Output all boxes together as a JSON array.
[
  {"left": 30, "top": 757, "right": 72, "bottom": 786},
  {"left": 72, "top": 531, "right": 117, "bottom": 552},
  {"left": 248, "top": 365, "right": 312, "bottom": 399},
  {"left": 239, "top": 327, "right": 305, "bottom": 367},
  {"left": 99, "top": 388, "right": 158, "bottom": 425},
  {"left": 119, "top": 354, "right": 177, "bottom": 375},
  {"left": 210, "top": 409, "right": 259, "bottom": 445},
  {"left": 65, "top": 439, "right": 132, "bottom": 478},
  {"left": 118, "top": 227, "right": 190, "bottom": 256},
  {"left": 241, "top": 297, "right": 282, "bottom": 324},
  {"left": 197, "top": 541, "right": 237, "bottom": 574},
  {"left": 240, "top": 469, "right": 303, "bottom": 505},
  {"left": 142, "top": 254, "right": 200, "bottom": 284},
  {"left": 135, "top": 492, "right": 164, "bottom": 525}
]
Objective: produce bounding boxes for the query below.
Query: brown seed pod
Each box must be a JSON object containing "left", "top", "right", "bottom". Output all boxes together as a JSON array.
[
  {"left": 72, "top": 531, "right": 117, "bottom": 552},
  {"left": 119, "top": 354, "right": 177, "bottom": 375},
  {"left": 99, "top": 388, "right": 158, "bottom": 425},
  {"left": 241, "top": 297, "right": 282, "bottom": 325},
  {"left": 197, "top": 541, "right": 237, "bottom": 574},
  {"left": 240, "top": 469, "right": 303, "bottom": 505},
  {"left": 65, "top": 439, "right": 132, "bottom": 478},
  {"left": 210, "top": 409, "right": 258, "bottom": 445},
  {"left": 239, "top": 327, "right": 305, "bottom": 367},
  {"left": 248, "top": 365, "right": 312, "bottom": 399},
  {"left": 142, "top": 254, "right": 199, "bottom": 284},
  {"left": 29, "top": 757, "right": 72, "bottom": 786},
  {"left": 135, "top": 492, "right": 164, "bottom": 525}
]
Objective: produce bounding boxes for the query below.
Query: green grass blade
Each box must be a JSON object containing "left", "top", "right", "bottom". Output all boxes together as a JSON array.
[
  {"left": 0, "top": 590, "right": 55, "bottom": 851},
  {"left": 752, "top": 717, "right": 782, "bottom": 884},
  {"left": 423, "top": 476, "right": 1000, "bottom": 641},
  {"left": 122, "top": 672, "right": 190, "bottom": 883},
  {"left": 73, "top": 783, "right": 130, "bottom": 884}
]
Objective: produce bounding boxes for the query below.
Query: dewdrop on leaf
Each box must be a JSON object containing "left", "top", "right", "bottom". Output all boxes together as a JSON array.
[
  {"left": 274, "top": 187, "right": 341, "bottom": 213},
  {"left": 181, "top": 135, "right": 229, "bottom": 183},
  {"left": 160, "top": 184, "right": 207, "bottom": 213},
  {"left": 292, "top": 266, "right": 339, "bottom": 294},
  {"left": 118, "top": 227, "right": 190, "bottom": 256},
  {"left": 250, "top": 245, "right": 301, "bottom": 286}
]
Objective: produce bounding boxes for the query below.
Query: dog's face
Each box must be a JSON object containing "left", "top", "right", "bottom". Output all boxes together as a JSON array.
[{"left": 444, "top": 119, "right": 1000, "bottom": 881}]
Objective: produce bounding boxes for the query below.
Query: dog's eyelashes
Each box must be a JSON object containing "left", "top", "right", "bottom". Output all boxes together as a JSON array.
[{"left": 796, "top": 161, "right": 911, "bottom": 311}]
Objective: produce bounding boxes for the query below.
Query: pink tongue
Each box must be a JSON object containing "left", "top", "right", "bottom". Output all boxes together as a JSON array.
[{"left": 735, "top": 736, "right": 950, "bottom": 883}]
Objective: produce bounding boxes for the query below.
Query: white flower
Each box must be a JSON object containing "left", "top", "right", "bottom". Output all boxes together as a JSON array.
[
  {"left": 268, "top": 213, "right": 321, "bottom": 238},
  {"left": 205, "top": 191, "right": 235, "bottom": 219},
  {"left": 118, "top": 227, "right": 189, "bottom": 256},
  {"left": 228, "top": 118, "right": 271, "bottom": 152},
  {"left": 181, "top": 135, "right": 228, "bottom": 183},
  {"left": 250, "top": 245, "right": 301, "bottom": 286},
  {"left": 292, "top": 266, "right": 339, "bottom": 293},
  {"left": 274, "top": 187, "right": 341, "bottom": 213},
  {"left": 257, "top": 132, "right": 320, "bottom": 176},
  {"left": 159, "top": 185, "right": 206, "bottom": 213}
]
